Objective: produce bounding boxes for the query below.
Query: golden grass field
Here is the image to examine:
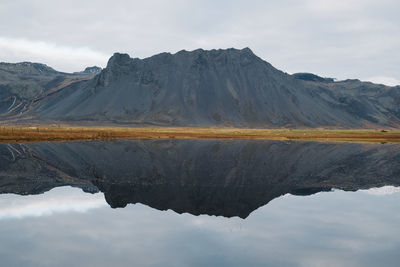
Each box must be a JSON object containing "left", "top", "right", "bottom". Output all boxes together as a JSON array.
[{"left": 0, "top": 125, "right": 399, "bottom": 143}]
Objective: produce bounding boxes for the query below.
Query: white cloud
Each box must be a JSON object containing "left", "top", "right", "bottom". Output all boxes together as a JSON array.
[
  {"left": 360, "top": 186, "right": 400, "bottom": 196},
  {"left": 305, "top": 0, "right": 364, "bottom": 13},
  {"left": 0, "top": 36, "right": 109, "bottom": 72},
  {"left": 365, "top": 76, "right": 400, "bottom": 86}
]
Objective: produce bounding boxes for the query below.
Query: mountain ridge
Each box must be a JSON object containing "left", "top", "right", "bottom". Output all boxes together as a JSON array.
[{"left": 1, "top": 48, "right": 399, "bottom": 128}]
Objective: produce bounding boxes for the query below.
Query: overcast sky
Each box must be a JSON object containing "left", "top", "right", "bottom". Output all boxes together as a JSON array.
[{"left": 0, "top": 0, "right": 399, "bottom": 85}]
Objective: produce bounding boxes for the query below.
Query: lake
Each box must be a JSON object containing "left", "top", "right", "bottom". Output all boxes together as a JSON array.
[{"left": 0, "top": 139, "right": 399, "bottom": 266}]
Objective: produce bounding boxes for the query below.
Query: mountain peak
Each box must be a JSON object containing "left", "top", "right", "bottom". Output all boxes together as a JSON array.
[
  {"left": 180, "top": 47, "right": 255, "bottom": 57},
  {"left": 292, "top": 73, "right": 335, "bottom": 82},
  {"left": 0, "top": 61, "right": 58, "bottom": 75},
  {"left": 107, "top": 53, "right": 132, "bottom": 68},
  {"left": 241, "top": 47, "right": 253, "bottom": 53},
  {"left": 73, "top": 66, "right": 102, "bottom": 75},
  {"left": 169, "top": 47, "right": 261, "bottom": 69},
  {"left": 82, "top": 66, "right": 102, "bottom": 74}
]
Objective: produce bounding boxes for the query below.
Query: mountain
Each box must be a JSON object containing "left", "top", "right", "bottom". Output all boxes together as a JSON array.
[
  {"left": 0, "top": 139, "right": 399, "bottom": 218},
  {"left": 2, "top": 48, "right": 400, "bottom": 128},
  {"left": 291, "top": 72, "right": 335, "bottom": 82},
  {"left": 73, "top": 66, "right": 102, "bottom": 75},
  {"left": 0, "top": 62, "right": 100, "bottom": 122}
]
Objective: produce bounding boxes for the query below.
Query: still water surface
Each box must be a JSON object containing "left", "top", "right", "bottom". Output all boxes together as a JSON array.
[{"left": 0, "top": 139, "right": 399, "bottom": 266}]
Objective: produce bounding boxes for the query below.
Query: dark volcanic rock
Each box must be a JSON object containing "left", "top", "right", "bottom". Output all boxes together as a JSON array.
[
  {"left": 75, "top": 66, "right": 102, "bottom": 75},
  {"left": 292, "top": 72, "right": 335, "bottom": 82},
  {"left": 0, "top": 62, "right": 101, "bottom": 121},
  {"left": 1, "top": 48, "right": 400, "bottom": 128},
  {"left": 0, "top": 140, "right": 399, "bottom": 218},
  {"left": 27, "top": 48, "right": 400, "bottom": 128}
]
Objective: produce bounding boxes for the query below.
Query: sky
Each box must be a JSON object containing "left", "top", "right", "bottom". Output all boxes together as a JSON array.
[{"left": 0, "top": 0, "right": 399, "bottom": 85}]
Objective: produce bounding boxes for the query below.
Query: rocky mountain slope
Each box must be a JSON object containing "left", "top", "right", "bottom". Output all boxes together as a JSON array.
[
  {"left": 1, "top": 48, "right": 400, "bottom": 128},
  {"left": 0, "top": 62, "right": 100, "bottom": 121}
]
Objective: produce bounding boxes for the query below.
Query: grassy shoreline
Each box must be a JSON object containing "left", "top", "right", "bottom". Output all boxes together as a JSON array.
[{"left": 0, "top": 125, "right": 400, "bottom": 143}]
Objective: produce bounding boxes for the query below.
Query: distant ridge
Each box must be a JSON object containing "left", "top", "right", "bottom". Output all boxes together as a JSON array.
[
  {"left": 74, "top": 66, "right": 102, "bottom": 75},
  {"left": 1, "top": 48, "right": 400, "bottom": 128},
  {"left": 292, "top": 72, "right": 335, "bottom": 82}
]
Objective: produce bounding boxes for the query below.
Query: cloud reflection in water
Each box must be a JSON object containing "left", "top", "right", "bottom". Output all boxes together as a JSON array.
[
  {"left": 0, "top": 187, "right": 106, "bottom": 220},
  {"left": 0, "top": 186, "right": 399, "bottom": 266}
]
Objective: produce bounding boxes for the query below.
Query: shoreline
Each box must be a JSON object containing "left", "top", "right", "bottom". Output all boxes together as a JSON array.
[{"left": 0, "top": 126, "right": 400, "bottom": 143}]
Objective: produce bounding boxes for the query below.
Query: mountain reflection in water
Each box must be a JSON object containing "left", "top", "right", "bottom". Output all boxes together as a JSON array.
[
  {"left": 0, "top": 185, "right": 399, "bottom": 267},
  {"left": 0, "top": 139, "right": 399, "bottom": 218}
]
